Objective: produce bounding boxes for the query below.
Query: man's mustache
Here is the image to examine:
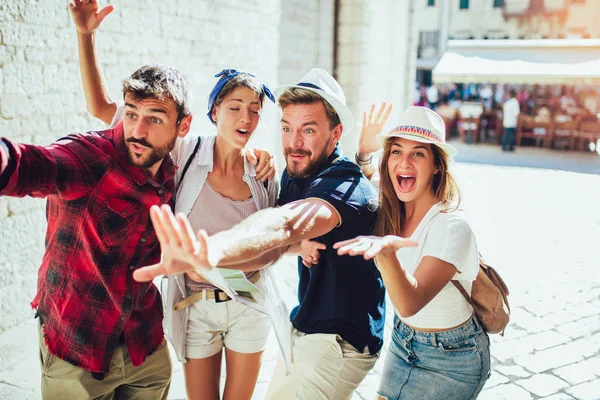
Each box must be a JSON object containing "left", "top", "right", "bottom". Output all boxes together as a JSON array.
[
  {"left": 126, "top": 137, "right": 153, "bottom": 149},
  {"left": 286, "top": 149, "right": 311, "bottom": 157}
]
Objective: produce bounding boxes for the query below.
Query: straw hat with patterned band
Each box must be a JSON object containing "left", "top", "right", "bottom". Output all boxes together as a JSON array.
[
  {"left": 274, "top": 68, "right": 354, "bottom": 135},
  {"left": 379, "top": 106, "right": 457, "bottom": 157}
]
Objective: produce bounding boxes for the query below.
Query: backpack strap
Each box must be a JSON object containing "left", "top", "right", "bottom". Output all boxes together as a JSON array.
[
  {"left": 452, "top": 280, "right": 477, "bottom": 310},
  {"left": 451, "top": 252, "right": 484, "bottom": 309},
  {"left": 178, "top": 136, "right": 202, "bottom": 190}
]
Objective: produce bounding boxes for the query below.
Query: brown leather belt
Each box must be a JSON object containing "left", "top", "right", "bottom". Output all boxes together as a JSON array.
[{"left": 173, "top": 272, "right": 260, "bottom": 311}]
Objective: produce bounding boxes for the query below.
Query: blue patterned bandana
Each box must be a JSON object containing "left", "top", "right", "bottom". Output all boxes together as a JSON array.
[{"left": 207, "top": 69, "right": 275, "bottom": 124}]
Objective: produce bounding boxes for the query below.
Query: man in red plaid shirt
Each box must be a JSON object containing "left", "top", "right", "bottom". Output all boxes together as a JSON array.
[{"left": 0, "top": 58, "right": 193, "bottom": 399}]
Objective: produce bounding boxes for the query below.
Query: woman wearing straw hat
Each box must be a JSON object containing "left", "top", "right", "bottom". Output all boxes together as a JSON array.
[{"left": 336, "top": 105, "right": 491, "bottom": 399}]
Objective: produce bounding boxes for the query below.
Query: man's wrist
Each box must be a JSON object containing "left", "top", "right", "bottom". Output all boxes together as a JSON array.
[{"left": 355, "top": 151, "right": 373, "bottom": 167}]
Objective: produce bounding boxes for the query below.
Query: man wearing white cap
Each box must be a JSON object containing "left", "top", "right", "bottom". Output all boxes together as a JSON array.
[{"left": 134, "top": 69, "right": 385, "bottom": 399}]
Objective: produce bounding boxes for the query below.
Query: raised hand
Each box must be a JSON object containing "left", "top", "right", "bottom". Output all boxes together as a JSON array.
[
  {"left": 68, "top": 0, "right": 114, "bottom": 34},
  {"left": 358, "top": 102, "right": 393, "bottom": 157},
  {"left": 333, "top": 235, "right": 417, "bottom": 261},
  {"left": 244, "top": 148, "right": 276, "bottom": 182},
  {"left": 133, "top": 205, "right": 219, "bottom": 282},
  {"left": 299, "top": 239, "right": 327, "bottom": 268}
]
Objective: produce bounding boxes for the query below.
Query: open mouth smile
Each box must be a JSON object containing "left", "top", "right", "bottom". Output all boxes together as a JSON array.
[{"left": 397, "top": 174, "right": 416, "bottom": 192}]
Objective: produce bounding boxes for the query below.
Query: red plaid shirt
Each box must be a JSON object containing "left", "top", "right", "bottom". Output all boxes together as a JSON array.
[{"left": 0, "top": 123, "right": 174, "bottom": 373}]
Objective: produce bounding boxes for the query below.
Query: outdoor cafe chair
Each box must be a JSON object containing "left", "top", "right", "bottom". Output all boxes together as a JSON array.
[
  {"left": 516, "top": 114, "right": 553, "bottom": 148},
  {"left": 458, "top": 102, "right": 484, "bottom": 144},
  {"left": 549, "top": 114, "right": 580, "bottom": 150},
  {"left": 573, "top": 119, "right": 600, "bottom": 151}
]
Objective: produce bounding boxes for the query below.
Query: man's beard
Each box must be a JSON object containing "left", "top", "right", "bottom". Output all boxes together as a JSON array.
[
  {"left": 124, "top": 136, "right": 176, "bottom": 169},
  {"left": 285, "top": 141, "right": 332, "bottom": 179}
]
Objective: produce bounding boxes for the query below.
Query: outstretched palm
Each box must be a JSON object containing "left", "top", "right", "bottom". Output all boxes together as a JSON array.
[
  {"left": 358, "top": 102, "right": 393, "bottom": 156},
  {"left": 333, "top": 235, "right": 417, "bottom": 260},
  {"left": 69, "top": 0, "right": 114, "bottom": 34}
]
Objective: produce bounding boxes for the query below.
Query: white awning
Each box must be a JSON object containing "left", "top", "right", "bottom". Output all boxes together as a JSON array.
[{"left": 432, "top": 39, "right": 600, "bottom": 85}]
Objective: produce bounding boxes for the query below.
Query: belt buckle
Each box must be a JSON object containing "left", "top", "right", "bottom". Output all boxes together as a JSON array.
[{"left": 214, "top": 289, "right": 230, "bottom": 303}]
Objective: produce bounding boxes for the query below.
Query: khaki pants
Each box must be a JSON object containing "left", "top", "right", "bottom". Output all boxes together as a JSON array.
[
  {"left": 39, "top": 322, "right": 172, "bottom": 400},
  {"left": 266, "top": 330, "right": 378, "bottom": 400}
]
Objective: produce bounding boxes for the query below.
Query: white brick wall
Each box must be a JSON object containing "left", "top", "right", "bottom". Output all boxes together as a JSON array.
[{"left": 0, "top": 0, "right": 411, "bottom": 332}]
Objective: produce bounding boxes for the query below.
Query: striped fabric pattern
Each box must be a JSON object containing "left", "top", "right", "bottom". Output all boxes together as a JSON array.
[{"left": 185, "top": 181, "right": 258, "bottom": 290}]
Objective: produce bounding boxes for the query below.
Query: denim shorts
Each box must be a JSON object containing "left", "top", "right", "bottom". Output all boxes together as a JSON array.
[{"left": 377, "top": 315, "right": 491, "bottom": 400}]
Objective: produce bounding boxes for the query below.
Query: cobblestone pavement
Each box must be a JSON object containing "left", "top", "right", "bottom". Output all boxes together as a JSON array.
[{"left": 1, "top": 157, "right": 599, "bottom": 400}]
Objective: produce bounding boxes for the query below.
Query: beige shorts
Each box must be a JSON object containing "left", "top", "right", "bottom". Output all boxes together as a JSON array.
[{"left": 185, "top": 292, "right": 271, "bottom": 359}]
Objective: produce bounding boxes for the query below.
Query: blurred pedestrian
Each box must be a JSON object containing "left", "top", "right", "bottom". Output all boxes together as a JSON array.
[{"left": 501, "top": 89, "right": 520, "bottom": 152}]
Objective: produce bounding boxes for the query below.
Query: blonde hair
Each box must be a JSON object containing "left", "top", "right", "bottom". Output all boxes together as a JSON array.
[
  {"left": 374, "top": 138, "right": 461, "bottom": 236},
  {"left": 277, "top": 88, "right": 341, "bottom": 129}
]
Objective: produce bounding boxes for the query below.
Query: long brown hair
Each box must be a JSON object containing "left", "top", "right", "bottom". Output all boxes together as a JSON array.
[{"left": 374, "top": 138, "right": 461, "bottom": 236}]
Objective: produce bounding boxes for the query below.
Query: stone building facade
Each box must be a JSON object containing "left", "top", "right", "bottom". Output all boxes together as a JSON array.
[{"left": 412, "top": 0, "right": 600, "bottom": 84}]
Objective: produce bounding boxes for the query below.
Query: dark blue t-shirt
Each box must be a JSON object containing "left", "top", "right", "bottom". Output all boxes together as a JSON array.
[{"left": 277, "top": 146, "right": 385, "bottom": 355}]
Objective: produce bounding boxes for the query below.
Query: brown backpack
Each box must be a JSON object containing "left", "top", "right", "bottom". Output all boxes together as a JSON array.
[{"left": 452, "top": 255, "right": 510, "bottom": 335}]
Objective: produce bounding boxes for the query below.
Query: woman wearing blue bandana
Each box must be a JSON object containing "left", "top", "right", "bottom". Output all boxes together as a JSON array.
[
  {"left": 158, "top": 69, "right": 281, "bottom": 400},
  {"left": 69, "top": 3, "right": 313, "bottom": 398}
]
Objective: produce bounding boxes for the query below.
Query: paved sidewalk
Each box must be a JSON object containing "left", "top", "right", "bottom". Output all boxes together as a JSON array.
[
  {"left": 1, "top": 160, "right": 599, "bottom": 399},
  {"left": 449, "top": 139, "right": 600, "bottom": 175}
]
